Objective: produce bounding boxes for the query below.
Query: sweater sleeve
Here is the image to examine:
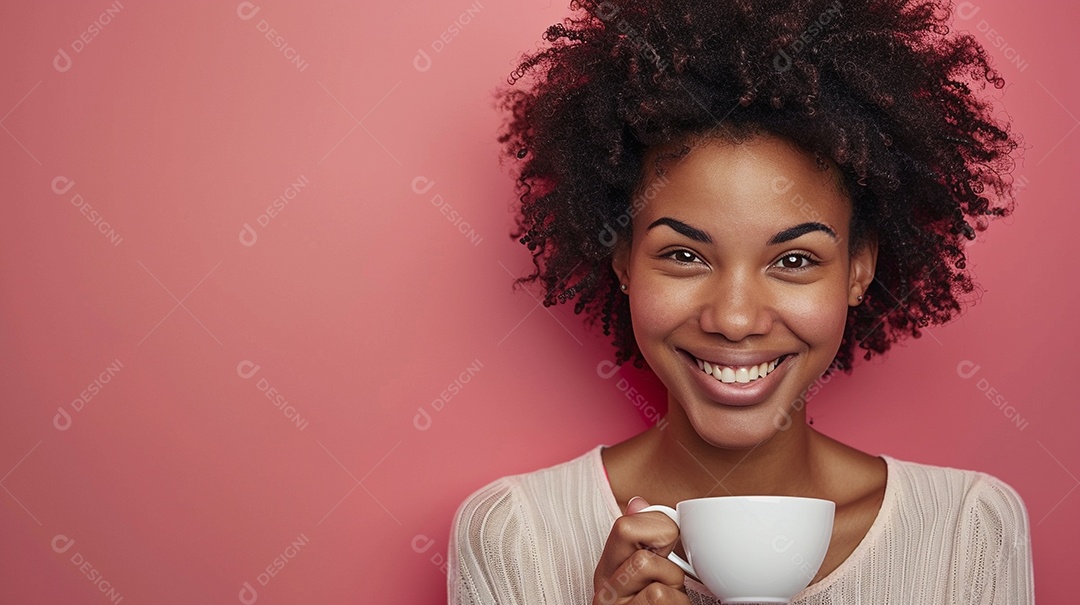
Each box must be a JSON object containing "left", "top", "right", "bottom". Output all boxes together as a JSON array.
[
  {"left": 447, "top": 478, "right": 534, "bottom": 605},
  {"left": 954, "top": 473, "right": 1035, "bottom": 604}
]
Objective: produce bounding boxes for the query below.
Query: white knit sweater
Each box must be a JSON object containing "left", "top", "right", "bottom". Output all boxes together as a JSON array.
[{"left": 448, "top": 446, "right": 1034, "bottom": 604}]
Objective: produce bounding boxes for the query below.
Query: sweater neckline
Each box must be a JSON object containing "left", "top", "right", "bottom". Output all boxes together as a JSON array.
[{"left": 588, "top": 444, "right": 898, "bottom": 598}]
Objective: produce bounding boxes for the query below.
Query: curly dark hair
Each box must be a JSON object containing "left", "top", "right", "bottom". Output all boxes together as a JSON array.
[{"left": 497, "top": 0, "right": 1021, "bottom": 373}]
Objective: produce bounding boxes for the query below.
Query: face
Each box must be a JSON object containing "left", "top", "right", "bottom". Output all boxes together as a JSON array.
[{"left": 612, "top": 132, "right": 876, "bottom": 449}]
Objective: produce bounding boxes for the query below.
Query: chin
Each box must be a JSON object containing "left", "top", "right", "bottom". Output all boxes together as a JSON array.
[{"left": 684, "top": 406, "right": 788, "bottom": 450}]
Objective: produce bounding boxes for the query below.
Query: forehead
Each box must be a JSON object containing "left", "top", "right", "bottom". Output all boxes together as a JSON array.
[{"left": 633, "top": 133, "right": 852, "bottom": 236}]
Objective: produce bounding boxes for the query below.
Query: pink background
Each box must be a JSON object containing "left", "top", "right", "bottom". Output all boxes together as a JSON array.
[{"left": 1, "top": 0, "right": 1076, "bottom": 602}]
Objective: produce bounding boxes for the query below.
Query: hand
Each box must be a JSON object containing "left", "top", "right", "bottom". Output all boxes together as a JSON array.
[{"left": 592, "top": 496, "right": 690, "bottom": 605}]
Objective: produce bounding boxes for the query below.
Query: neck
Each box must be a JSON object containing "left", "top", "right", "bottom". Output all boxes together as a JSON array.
[{"left": 646, "top": 395, "right": 822, "bottom": 500}]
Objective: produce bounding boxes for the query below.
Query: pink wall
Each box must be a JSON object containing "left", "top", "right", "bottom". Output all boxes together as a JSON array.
[{"left": 0, "top": 0, "right": 1075, "bottom": 602}]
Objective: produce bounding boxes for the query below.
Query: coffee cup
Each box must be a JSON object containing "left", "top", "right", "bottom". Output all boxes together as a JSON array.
[{"left": 639, "top": 496, "right": 834, "bottom": 604}]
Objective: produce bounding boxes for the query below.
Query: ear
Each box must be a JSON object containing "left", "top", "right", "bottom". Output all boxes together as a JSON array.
[
  {"left": 611, "top": 237, "right": 631, "bottom": 290},
  {"left": 848, "top": 237, "right": 877, "bottom": 306}
]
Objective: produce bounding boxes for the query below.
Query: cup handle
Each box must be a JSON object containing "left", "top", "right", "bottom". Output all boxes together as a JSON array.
[{"left": 636, "top": 504, "right": 700, "bottom": 582}]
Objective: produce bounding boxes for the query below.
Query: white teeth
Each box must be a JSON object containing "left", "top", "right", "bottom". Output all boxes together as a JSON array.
[{"left": 694, "top": 355, "right": 785, "bottom": 384}]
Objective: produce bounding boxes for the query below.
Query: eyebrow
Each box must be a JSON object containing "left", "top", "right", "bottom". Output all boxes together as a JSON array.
[
  {"left": 767, "top": 222, "right": 837, "bottom": 245},
  {"left": 646, "top": 217, "right": 837, "bottom": 245},
  {"left": 646, "top": 217, "right": 713, "bottom": 244}
]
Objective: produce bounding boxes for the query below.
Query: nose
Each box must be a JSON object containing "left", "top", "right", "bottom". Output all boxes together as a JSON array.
[{"left": 698, "top": 268, "right": 773, "bottom": 341}]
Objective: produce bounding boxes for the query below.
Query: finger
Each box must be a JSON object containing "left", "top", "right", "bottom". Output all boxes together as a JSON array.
[
  {"left": 613, "top": 548, "right": 686, "bottom": 595},
  {"left": 594, "top": 513, "right": 681, "bottom": 594},
  {"left": 627, "top": 581, "right": 691, "bottom": 605},
  {"left": 595, "top": 582, "right": 691, "bottom": 605},
  {"left": 594, "top": 552, "right": 687, "bottom": 605},
  {"left": 626, "top": 495, "right": 651, "bottom": 514}
]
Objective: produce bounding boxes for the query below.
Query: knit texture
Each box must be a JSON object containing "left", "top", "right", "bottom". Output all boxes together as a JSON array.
[{"left": 448, "top": 446, "right": 1034, "bottom": 604}]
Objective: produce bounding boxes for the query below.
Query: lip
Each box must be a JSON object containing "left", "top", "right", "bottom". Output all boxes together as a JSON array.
[
  {"left": 678, "top": 349, "right": 793, "bottom": 407},
  {"left": 686, "top": 349, "right": 791, "bottom": 368}
]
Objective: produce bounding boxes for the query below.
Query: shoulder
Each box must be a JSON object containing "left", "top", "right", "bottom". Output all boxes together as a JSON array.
[
  {"left": 883, "top": 457, "right": 1033, "bottom": 602},
  {"left": 450, "top": 446, "right": 610, "bottom": 535},
  {"left": 886, "top": 456, "right": 1029, "bottom": 525},
  {"left": 447, "top": 446, "right": 615, "bottom": 603},
  {"left": 884, "top": 456, "right": 1032, "bottom": 564}
]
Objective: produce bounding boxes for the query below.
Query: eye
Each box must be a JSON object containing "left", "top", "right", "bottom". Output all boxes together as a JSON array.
[
  {"left": 663, "top": 249, "right": 702, "bottom": 265},
  {"left": 774, "top": 252, "right": 818, "bottom": 270}
]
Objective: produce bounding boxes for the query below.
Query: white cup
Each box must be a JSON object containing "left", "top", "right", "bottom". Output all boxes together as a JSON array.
[{"left": 639, "top": 496, "right": 835, "bottom": 604}]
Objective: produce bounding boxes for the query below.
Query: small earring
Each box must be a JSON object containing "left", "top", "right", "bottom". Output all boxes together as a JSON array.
[
  {"left": 620, "top": 283, "right": 628, "bottom": 292},
  {"left": 857, "top": 294, "right": 864, "bottom": 302}
]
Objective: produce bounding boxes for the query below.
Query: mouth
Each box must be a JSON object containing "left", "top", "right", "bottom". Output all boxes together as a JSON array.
[{"left": 681, "top": 350, "right": 793, "bottom": 385}]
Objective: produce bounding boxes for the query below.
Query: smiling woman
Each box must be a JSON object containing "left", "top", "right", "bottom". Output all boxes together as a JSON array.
[
  {"left": 448, "top": 0, "right": 1033, "bottom": 603},
  {"left": 611, "top": 133, "right": 872, "bottom": 449}
]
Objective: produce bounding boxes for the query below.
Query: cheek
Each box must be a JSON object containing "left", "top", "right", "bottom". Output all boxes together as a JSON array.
[
  {"left": 781, "top": 283, "right": 850, "bottom": 348},
  {"left": 628, "top": 286, "right": 676, "bottom": 340},
  {"left": 627, "top": 275, "right": 694, "bottom": 343}
]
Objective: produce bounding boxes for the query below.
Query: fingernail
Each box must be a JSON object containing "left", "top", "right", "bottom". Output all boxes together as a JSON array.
[{"left": 627, "top": 496, "right": 644, "bottom": 507}]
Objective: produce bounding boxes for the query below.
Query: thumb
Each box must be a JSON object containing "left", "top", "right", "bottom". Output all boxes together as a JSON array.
[{"left": 626, "top": 495, "right": 651, "bottom": 514}]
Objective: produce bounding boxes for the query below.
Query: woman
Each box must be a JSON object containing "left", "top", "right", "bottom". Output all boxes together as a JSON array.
[{"left": 449, "top": 0, "right": 1033, "bottom": 603}]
